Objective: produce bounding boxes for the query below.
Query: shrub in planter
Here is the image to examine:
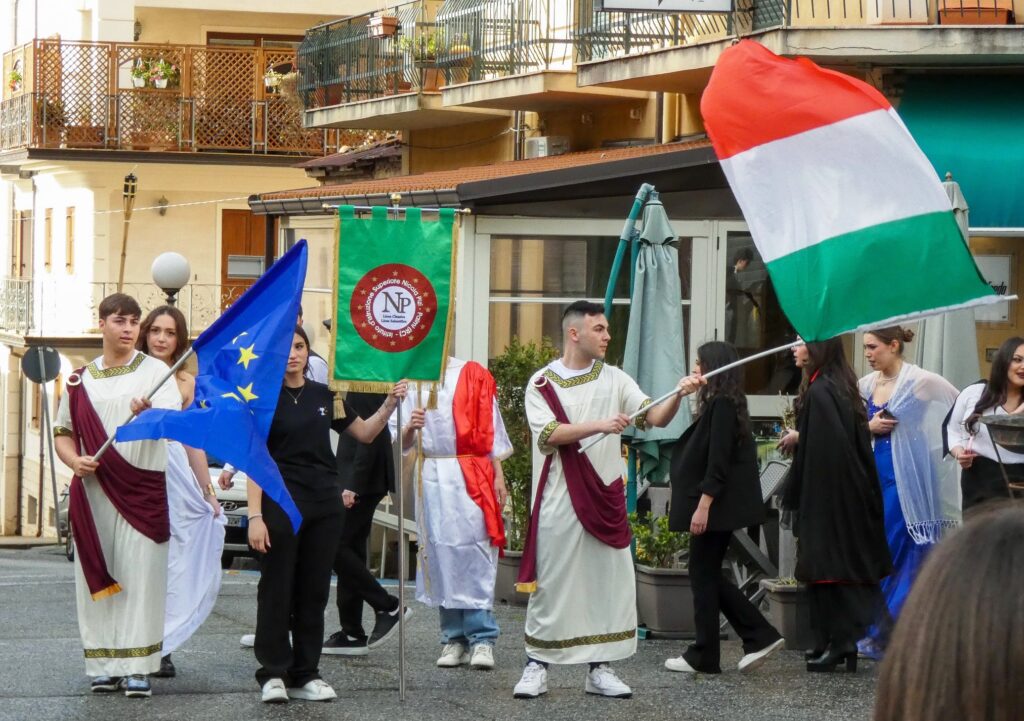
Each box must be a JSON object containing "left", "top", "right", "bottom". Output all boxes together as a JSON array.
[
  {"left": 631, "top": 512, "right": 694, "bottom": 637},
  {"left": 489, "top": 337, "right": 559, "bottom": 605}
]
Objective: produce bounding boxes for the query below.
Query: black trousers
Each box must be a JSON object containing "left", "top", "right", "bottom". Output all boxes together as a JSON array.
[
  {"left": 683, "top": 530, "right": 780, "bottom": 673},
  {"left": 333, "top": 493, "right": 396, "bottom": 639},
  {"left": 807, "top": 583, "right": 882, "bottom": 652},
  {"left": 255, "top": 497, "right": 343, "bottom": 688}
]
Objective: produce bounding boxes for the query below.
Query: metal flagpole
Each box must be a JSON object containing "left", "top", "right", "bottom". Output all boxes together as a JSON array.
[
  {"left": 395, "top": 399, "right": 406, "bottom": 702},
  {"left": 37, "top": 347, "right": 61, "bottom": 543},
  {"left": 90, "top": 347, "right": 195, "bottom": 463},
  {"left": 579, "top": 340, "right": 803, "bottom": 453}
]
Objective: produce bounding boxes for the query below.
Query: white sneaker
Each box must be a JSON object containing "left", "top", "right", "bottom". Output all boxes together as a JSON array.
[
  {"left": 513, "top": 661, "right": 548, "bottom": 698},
  {"left": 664, "top": 656, "right": 698, "bottom": 673},
  {"left": 469, "top": 644, "right": 495, "bottom": 670},
  {"left": 261, "top": 678, "right": 288, "bottom": 704},
  {"left": 585, "top": 665, "right": 632, "bottom": 698},
  {"left": 436, "top": 641, "right": 470, "bottom": 668},
  {"left": 287, "top": 679, "right": 337, "bottom": 702},
  {"left": 738, "top": 638, "right": 785, "bottom": 672}
]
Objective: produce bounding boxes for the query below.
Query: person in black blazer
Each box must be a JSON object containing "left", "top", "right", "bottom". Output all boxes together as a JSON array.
[
  {"left": 322, "top": 392, "right": 405, "bottom": 656},
  {"left": 664, "top": 341, "right": 783, "bottom": 675}
]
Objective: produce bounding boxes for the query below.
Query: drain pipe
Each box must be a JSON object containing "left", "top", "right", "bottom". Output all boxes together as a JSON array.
[
  {"left": 655, "top": 92, "right": 664, "bottom": 144},
  {"left": 512, "top": 111, "right": 525, "bottom": 161}
]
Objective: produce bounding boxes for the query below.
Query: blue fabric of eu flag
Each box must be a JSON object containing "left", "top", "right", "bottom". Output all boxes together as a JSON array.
[{"left": 116, "top": 240, "right": 309, "bottom": 532}]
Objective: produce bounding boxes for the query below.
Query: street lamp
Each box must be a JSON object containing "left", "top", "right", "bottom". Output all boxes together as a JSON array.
[
  {"left": 151, "top": 252, "right": 191, "bottom": 306},
  {"left": 116, "top": 172, "right": 138, "bottom": 292}
]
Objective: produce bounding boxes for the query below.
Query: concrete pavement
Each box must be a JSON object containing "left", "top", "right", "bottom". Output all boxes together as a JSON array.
[{"left": 0, "top": 545, "right": 877, "bottom": 721}]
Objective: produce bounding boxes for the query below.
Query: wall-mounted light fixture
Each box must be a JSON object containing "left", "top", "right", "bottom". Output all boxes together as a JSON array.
[
  {"left": 134, "top": 20, "right": 142, "bottom": 42},
  {"left": 157, "top": 195, "right": 169, "bottom": 216}
]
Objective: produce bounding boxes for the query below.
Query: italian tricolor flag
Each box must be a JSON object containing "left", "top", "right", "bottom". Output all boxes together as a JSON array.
[{"left": 701, "top": 40, "right": 999, "bottom": 341}]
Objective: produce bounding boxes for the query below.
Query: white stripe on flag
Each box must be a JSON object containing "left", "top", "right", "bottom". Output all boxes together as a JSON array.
[{"left": 720, "top": 108, "right": 952, "bottom": 263}]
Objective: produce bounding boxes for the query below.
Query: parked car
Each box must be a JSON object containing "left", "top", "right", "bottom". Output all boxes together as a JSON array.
[{"left": 210, "top": 462, "right": 256, "bottom": 569}]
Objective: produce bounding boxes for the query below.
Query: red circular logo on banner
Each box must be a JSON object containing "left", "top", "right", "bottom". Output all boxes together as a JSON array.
[{"left": 350, "top": 264, "right": 438, "bottom": 353}]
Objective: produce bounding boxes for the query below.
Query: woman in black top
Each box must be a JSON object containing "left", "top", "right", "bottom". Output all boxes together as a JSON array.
[
  {"left": 247, "top": 326, "right": 407, "bottom": 704},
  {"left": 665, "top": 341, "right": 783, "bottom": 675},
  {"left": 779, "top": 337, "right": 891, "bottom": 673}
]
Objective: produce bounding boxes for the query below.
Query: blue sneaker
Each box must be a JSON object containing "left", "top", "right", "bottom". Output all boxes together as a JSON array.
[
  {"left": 90, "top": 676, "right": 121, "bottom": 693},
  {"left": 122, "top": 674, "right": 152, "bottom": 698}
]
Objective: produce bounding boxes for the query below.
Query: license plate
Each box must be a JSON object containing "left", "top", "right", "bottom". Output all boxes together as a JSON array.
[{"left": 226, "top": 515, "right": 247, "bottom": 528}]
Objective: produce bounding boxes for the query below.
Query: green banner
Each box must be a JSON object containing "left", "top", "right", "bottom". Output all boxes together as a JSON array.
[{"left": 330, "top": 205, "right": 456, "bottom": 392}]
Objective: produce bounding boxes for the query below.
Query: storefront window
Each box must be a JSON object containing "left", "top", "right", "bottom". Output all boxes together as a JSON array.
[
  {"left": 723, "top": 232, "right": 800, "bottom": 396},
  {"left": 489, "top": 235, "right": 692, "bottom": 365}
]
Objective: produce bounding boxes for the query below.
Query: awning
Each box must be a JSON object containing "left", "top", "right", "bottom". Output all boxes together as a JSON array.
[{"left": 899, "top": 75, "right": 1024, "bottom": 230}]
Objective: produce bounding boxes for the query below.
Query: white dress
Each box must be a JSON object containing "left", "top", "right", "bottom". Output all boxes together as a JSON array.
[
  {"left": 54, "top": 351, "right": 182, "bottom": 677},
  {"left": 390, "top": 358, "right": 512, "bottom": 610},
  {"left": 522, "top": 359, "right": 649, "bottom": 665},
  {"left": 163, "top": 439, "right": 226, "bottom": 655}
]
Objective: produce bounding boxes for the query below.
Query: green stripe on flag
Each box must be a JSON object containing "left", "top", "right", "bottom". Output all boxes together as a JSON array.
[{"left": 766, "top": 210, "right": 995, "bottom": 341}]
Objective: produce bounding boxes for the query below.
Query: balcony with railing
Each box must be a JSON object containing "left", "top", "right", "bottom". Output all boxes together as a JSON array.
[
  {"left": 0, "top": 39, "right": 374, "bottom": 157},
  {"left": 297, "top": 1, "right": 509, "bottom": 130},
  {"left": 576, "top": 0, "right": 1023, "bottom": 91},
  {"left": 0, "top": 277, "right": 249, "bottom": 338}
]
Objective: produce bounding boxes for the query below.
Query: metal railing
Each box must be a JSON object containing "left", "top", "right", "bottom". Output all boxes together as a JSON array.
[
  {"left": 0, "top": 39, "right": 376, "bottom": 155},
  {"left": 297, "top": 1, "right": 434, "bottom": 111},
  {"left": 0, "top": 277, "right": 249, "bottom": 337}
]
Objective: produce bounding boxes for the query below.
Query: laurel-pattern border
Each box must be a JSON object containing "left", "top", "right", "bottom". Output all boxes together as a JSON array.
[
  {"left": 86, "top": 352, "right": 145, "bottom": 379},
  {"left": 537, "top": 420, "right": 559, "bottom": 453},
  {"left": 525, "top": 628, "right": 635, "bottom": 649},
  {"left": 634, "top": 398, "right": 653, "bottom": 431},
  {"left": 83, "top": 641, "right": 162, "bottom": 659},
  {"left": 542, "top": 360, "right": 604, "bottom": 388}
]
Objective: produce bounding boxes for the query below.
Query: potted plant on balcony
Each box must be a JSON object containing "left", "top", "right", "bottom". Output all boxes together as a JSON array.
[
  {"left": 149, "top": 58, "right": 179, "bottom": 89},
  {"left": 130, "top": 59, "right": 150, "bottom": 88},
  {"left": 631, "top": 512, "right": 695, "bottom": 638},
  {"left": 264, "top": 68, "right": 284, "bottom": 92},
  {"left": 489, "top": 336, "right": 559, "bottom": 606},
  {"left": 8, "top": 69, "right": 23, "bottom": 94},
  {"left": 368, "top": 13, "right": 399, "bottom": 39}
]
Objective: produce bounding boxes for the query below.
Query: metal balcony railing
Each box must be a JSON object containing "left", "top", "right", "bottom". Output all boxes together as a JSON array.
[
  {"left": 0, "top": 277, "right": 250, "bottom": 337},
  {"left": 0, "top": 39, "right": 374, "bottom": 155},
  {"left": 435, "top": 0, "right": 575, "bottom": 84},
  {"left": 298, "top": 2, "right": 438, "bottom": 111}
]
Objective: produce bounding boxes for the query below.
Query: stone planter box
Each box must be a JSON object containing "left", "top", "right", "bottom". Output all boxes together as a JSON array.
[
  {"left": 760, "top": 578, "right": 815, "bottom": 650},
  {"left": 494, "top": 549, "right": 530, "bottom": 607},
  {"left": 636, "top": 564, "right": 694, "bottom": 639}
]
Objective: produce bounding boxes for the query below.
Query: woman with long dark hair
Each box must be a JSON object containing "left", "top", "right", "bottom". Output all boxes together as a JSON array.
[
  {"left": 664, "top": 341, "right": 783, "bottom": 675},
  {"left": 137, "top": 305, "right": 224, "bottom": 679},
  {"left": 946, "top": 336, "right": 1024, "bottom": 513},
  {"left": 247, "top": 326, "right": 406, "bottom": 704},
  {"left": 780, "top": 337, "right": 891, "bottom": 672}
]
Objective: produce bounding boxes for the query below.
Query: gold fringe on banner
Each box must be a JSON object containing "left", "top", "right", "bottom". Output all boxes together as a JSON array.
[{"left": 332, "top": 392, "right": 346, "bottom": 419}]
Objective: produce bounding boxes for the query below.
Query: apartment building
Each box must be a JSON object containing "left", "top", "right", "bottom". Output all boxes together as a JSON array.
[{"left": 0, "top": 0, "right": 383, "bottom": 537}]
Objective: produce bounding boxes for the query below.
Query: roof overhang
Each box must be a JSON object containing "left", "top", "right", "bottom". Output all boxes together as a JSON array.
[
  {"left": 442, "top": 71, "right": 647, "bottom": 112},
  {"left": 302, "top": 93, "right": 510, "bottom": 131}
]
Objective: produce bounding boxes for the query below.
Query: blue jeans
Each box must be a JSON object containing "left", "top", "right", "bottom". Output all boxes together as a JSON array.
[{"left": 439, "top": 607, "right": 499, "bottom": 647}]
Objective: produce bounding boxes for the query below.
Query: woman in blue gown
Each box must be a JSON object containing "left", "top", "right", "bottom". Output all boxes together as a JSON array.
[{"left": 858, "top": 327, "right": 960, "bottom": 659}]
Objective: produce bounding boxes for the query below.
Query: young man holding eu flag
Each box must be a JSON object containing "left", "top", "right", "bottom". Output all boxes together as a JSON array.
[{"left": 54, "top": 293, "right": 183, "bottom": 698}]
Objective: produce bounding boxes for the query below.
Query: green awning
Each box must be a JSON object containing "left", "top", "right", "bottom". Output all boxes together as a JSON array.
[{"left": 899, "top": 75, "right": 1024, "bottom": 229}]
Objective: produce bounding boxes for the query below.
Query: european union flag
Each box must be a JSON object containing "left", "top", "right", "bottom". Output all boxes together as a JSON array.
[{"left": 116, "top": 240, "right": 308, "bottom": 532}]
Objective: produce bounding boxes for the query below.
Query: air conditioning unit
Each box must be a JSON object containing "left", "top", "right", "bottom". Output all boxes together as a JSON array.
[{"left": 525, "top": 136, "right": 569, "bottom": 159}]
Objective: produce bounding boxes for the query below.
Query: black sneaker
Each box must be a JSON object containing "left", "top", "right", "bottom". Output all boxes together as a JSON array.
[
  {"left": 322, "top": 631, "right": 369, "bottom": 656},
  {"left": 150, "top": 654, "right": 176, "bottom": 678},
  {"left": 90, "top": 676, "right": 121, "bottom": 693},
  {"left": 368, "top": 605, "right": 412, "bottom": 649}
]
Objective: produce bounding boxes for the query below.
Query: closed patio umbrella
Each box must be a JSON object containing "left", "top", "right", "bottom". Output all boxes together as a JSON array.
[{"left": 913, "top": 171, "right": 981, "bottom": 389}]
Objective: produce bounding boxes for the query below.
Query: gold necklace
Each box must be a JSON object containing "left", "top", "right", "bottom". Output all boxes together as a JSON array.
[{"left": 284, "top": 384, "right": 305, "bottom": 405}]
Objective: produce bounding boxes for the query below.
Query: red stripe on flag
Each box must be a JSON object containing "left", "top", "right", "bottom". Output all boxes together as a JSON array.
[{"left": 701, "top": 40, "right": 891, "bottom": 160}]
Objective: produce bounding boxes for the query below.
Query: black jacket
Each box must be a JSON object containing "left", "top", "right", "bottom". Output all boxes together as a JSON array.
[
  {"left": 668, "top": 395, "right": 765, "bottom": 533},
  {"left": 335, "top": 392, "right": 395, "bottom": 497}
]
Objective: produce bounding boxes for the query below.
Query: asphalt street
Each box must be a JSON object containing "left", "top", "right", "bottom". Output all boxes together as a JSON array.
[{"left": 0, "top": 545, "right": 877, "bottom": 721}]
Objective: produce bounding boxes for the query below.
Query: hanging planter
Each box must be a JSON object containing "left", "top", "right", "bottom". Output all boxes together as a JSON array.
[{"left": 368, "top": 15, "right": 399, "bottom": 39}]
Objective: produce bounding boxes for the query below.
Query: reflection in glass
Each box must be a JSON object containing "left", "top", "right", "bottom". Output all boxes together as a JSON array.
[{"left": 724, "top": 232, "right": 800, "bottom": 396}]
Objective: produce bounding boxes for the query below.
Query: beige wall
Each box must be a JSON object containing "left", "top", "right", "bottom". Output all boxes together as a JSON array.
[
  {"left": 971, "top": 235, "right": 1024, "bottom": 378},
  {"left": 407, "top": 117, "right": 514, "bottom": 174},
  {"left": 539, "top": 97, "right": 657, "bottom": 152},
  {"left": 134, "top": 8, "right": 332, "bottom": 45}
]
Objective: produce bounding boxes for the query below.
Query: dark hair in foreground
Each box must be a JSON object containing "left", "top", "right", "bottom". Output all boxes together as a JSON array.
[
  {"left": 137, "top": 306, "right": 190, "bottom": 363},
  {"left": 795, "top": 337, "right": 866, "bottom": 422},
  {"left": 968, "top": 335, "right": 1024, "bottom": 433},
  {"left": 695, "top": 341, "right": 750, "bottom": 440},
  {"left": 98, "top": 293, "right": 142, "bottom": 320},
  {"left": 874, "top": 502, "right": 1024, "bottom": 721}
]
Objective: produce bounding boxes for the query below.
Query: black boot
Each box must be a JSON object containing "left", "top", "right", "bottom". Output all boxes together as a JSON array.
[
  {"left": 150, "top": 654, "right": 176, "bottom": 678},
  {"left": 803, "top": 648, "right": 826, "bottom": 662},
  {"left": 806, "top": 644, "right": 857, "bottom": 673}
]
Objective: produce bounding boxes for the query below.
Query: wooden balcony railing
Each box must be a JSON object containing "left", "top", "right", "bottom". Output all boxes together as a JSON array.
[{"left": 0, "top": 39, "right": 374, "bottom": 155}]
